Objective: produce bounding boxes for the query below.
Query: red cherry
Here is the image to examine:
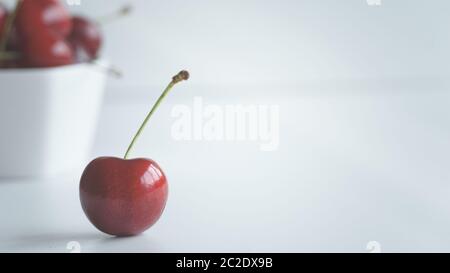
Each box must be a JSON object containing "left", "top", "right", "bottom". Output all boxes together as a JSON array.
[
  {"left": 0, "top": 5, "right": 19, "bottom": 68},
  {"left": 80, "top": 157, "right": 168, "bottom": 236},
  {"left": 22, "top": 30, "right": 73, "bottom": 67},
  {"left": 42, "top": 0, "right": 72, "bottom": 37},
  {"left": 16, "top": 0, "right": 72, "bottom": 38},
  {"left": 68, "top": 16, "right": 102, "bottom": 62},
  {"left": 79, "top": 71, "right": 189, "bottom": 236}
]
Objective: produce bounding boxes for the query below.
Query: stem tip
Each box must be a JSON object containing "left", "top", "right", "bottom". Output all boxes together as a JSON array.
[{"left": 172, "top": 70, "right": 190, "bottom": 84}]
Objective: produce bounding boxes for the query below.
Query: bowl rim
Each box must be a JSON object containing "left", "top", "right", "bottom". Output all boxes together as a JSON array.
[{"left": 0, "top": 59, "right": 107, "bottom": 74}]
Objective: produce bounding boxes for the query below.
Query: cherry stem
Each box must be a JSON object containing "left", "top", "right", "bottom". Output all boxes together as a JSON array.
[
  {"left": 0, "top": 0, "right": 23, "bottom": 53},
  {"left": 123, "top": 70, "right": 190, "bottom": 159},
  {"left": 96, "top": 4, "right": 132, "bottom": 26},
  {"left": 89, "top": 60, "right": 123, "bottom": 78}
]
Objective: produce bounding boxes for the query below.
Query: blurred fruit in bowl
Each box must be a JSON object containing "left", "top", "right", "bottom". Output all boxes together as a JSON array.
[
  {"left": 22, "top": 29, "right": 74, "bottom": 67},
  {"left": 16, "top": 0, "right": 72, "bottom": 38},
  {"left": 68, "top": 16, "right": 101, "bottom": 62},
  {"left": 0, "top": 1, "right": 132, "bottom": 177},
  {"left": 14, "top": 0, "right": 73, "bottom": 67},
  {"left": 67, "top": 5, "right": 132, "bottom": 63},
  {"left": 0, "top": 0, "right": 131, "bottom": 68}
]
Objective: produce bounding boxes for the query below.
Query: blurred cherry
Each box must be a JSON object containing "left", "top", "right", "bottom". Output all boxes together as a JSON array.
[
  {"left": 22, "top": 30, "right": 73, "bottom": 67},
  {"left": 68, "top": 16, "right": 101, "bottom": 62},
  {"left": 16, "top": 0, "right": 72, "bottom": 38},
  {"left": 42, "top": 0, "right": 72, "bottom": 37}
]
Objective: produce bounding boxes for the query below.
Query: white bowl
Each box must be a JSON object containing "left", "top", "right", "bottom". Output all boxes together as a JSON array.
[{"left": 0, "top": 63, "right": 107, "bottom": 178}]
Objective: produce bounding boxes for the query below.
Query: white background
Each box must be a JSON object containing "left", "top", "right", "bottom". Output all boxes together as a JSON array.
[{"left": 50, "top": 0, "right": 450, "bottom": 87}]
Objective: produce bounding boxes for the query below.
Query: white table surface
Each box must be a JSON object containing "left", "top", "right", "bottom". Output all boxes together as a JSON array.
[{"left": 2, "top": 79, "right": 450, "bottom": 253}]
